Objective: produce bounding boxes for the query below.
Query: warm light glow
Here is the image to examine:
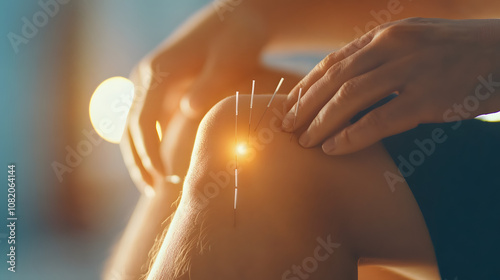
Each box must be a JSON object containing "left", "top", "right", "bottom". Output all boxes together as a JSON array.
[
  {"left": 156, "top": 121, "right": 163, "bottom": 141},
  {"left": 236, "top": 143, "right": 248, "bottom": 155},
  {"left": 165, "top": 175, "right": 182, "bottom": 185},
  {"left": 144, "top": 185, "right": 156, "bottom": 198},
  {"left": 89, "top": 77, "right": 134, "bottom": 143},
  {"left": 476, "top": 110, "right": 500, "bottom": 122}
]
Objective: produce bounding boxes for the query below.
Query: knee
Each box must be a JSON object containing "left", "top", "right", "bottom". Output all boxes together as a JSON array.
[{"left": 184, "top": 93, "right": 289, "bottom": 202}]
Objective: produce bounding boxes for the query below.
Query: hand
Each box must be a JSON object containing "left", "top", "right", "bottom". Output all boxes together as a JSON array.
[
  {"left": 282, "top": 18, "right": 500, "bottom": 155},
  {"left": 120, "top": 5, "right": 268, "bottom": 192}
]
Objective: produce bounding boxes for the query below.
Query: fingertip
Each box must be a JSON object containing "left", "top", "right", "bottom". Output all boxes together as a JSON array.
[
  {"left": 298, "top": 132, "right": 312, "bottom": 148},
  {"left": 322, "top": 136, "right": 337, "bottom": 155}
]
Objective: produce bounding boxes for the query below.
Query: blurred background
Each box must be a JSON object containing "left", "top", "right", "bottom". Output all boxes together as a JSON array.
[
  {"left": 0, "top": 1, "right": 319, "bottom": 279},
  {"left": 0, "top": 0, "right": 218, "bottom": 279}
]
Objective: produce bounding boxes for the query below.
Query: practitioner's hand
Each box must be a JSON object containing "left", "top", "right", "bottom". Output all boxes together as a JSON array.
[
  {"left": 282, "top": 18, "right": 500, "bottom": 155},
  {"left": 120, "top": 5, "right": 268, "bottom": 191}
]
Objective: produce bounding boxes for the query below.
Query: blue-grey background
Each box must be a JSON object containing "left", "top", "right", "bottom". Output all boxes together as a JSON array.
[{"left": 0, "top": 1, "right": 214, "bottom": 279}]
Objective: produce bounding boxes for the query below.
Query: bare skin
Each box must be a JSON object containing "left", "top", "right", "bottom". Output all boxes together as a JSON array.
[
  {"left": 104, "top": 69, "right": 302, "bottom": 279},
  {"left": 121, "top": 0, "right": 500, "bottom": 194},
  {"left": 109, "top": 3, "right": 500, "bottom": 278},
  {"left": 146, "top": 94, "right": 440, "bottom": 280}
]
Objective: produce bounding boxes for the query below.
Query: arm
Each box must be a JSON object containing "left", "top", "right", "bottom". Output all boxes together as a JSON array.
[{"left": 232, "top": 0, "right": 500, "bottom": 50}]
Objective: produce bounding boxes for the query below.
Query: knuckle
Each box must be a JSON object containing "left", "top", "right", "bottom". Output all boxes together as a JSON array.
[
  {"left": 324, "top": 62, "right": 344, "bottom": 83},
  {"left": 336, "top": 79, "right": 358, "bottom": 102},
  {"left": 380, "top": 24, "right": 406, "bottom": 39},
  {"left": 320, "top": 52, "right": 338, "bottom": 70},
  {"left": 296, "top": 79, "right": 308, "bottom": 92},
  {"left": 378, "top": 20, "right": 430, "bottom": 44}
]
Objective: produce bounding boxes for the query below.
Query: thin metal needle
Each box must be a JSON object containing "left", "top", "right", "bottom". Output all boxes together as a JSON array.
[
  {"left": 254, "top": 77, "right": 284, "bottom": 132},
  {"left": 234, "top": 91, "right": 239, "bottom": 227},
  {"left": 290, "top": 88, "right": 303, "bottom": 141},
  {"left": 235, "top": 91, "right": 239, "bottom": 168},
  {"left": 247, "top": 80, "right": 255, "bottom": 144}
]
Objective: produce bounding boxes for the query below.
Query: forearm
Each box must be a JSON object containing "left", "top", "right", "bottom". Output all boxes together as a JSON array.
[
  {"left": 239, "top": 0, "right": 500, "bottom": 50},
  {"left": 154, "top": 0, "right": 500, "bottom": 59}
]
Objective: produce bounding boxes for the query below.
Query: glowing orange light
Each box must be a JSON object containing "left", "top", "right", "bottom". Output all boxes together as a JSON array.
[{"left": 236, "top": 143, "right": 248, "bottom": 156}]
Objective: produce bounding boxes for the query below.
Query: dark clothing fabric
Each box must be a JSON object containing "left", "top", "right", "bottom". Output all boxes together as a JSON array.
[{"left": 382, "top": 119, "right": 500, "bottom": 280}]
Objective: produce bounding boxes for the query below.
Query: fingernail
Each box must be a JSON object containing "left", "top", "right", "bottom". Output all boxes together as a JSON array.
[
  {"left": 322, "top": 137, "right": 336, "bottom": 154},
  {"left": 281, "top": 113, "right": 294, "bottom": 131},
  {"left": 299, "top": 133, "right": 310, "bottom": 147}
]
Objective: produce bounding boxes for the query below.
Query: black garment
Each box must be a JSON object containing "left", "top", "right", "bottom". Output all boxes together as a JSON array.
[{"left": 382, "top": 119, "right": 500, "bottom": 280}]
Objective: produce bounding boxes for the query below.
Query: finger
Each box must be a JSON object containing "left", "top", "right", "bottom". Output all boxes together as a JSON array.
[
  {"left": 298, "top": 59, "right": 410, "bottom": 147},
  {"left": 130, "top": 108, "right": 164, "bottom": 178},
  {"left": 120, "top": 128, "right": 154, "bottom": 191},
  {"left": 129, "top": 65, "right": 168, "bottom": 180},
  {"left": 284, "top": 30, "right": 378, "bottom": 113},
  {"left": 282, "top": 39, "right": 393, "bottom": 133},
  {"left": 322, "top": 94, "right": 422, "bottom": 155}
]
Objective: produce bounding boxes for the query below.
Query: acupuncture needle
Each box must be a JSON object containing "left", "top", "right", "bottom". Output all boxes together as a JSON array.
[
  {"left": 290, "top": 88, "right": 303, "bottom": 141},
  {"left": 254, "top": 77, "right": 284, "bottom": 132},
  {"left": 247, "top": 80, "right": 255, "bottom": 144},
  {"left": 234, "top": 91, "right": 239, "bottom": 227}
]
